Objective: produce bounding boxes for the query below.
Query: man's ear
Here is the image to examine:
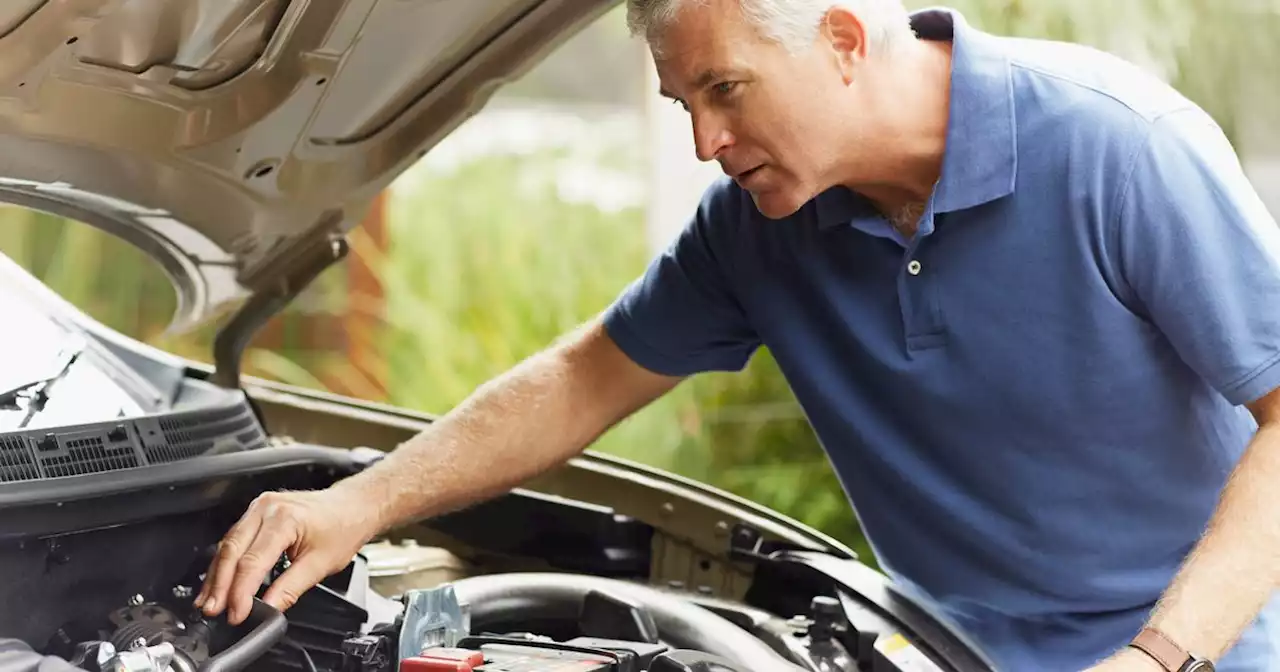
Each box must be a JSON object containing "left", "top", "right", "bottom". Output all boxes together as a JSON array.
[{"left": 822, "top": 7, "right": 869, "bottom": 84}]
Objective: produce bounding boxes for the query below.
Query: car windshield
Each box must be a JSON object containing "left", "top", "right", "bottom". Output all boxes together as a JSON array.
[{"left": 0, "top": 253, "right": 147, "bottom": 432}]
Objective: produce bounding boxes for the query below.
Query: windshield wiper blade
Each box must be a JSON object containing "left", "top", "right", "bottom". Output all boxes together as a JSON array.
[
  {"left": 0, "top": 342, "right": 85, "bottom": 426},
  {"left": 0, "top": 379, "right": 42, "bottom": 410}
]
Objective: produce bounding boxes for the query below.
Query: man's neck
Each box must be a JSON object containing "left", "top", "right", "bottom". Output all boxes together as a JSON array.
[
  {"left": 886, "top": 200, "right": 927, "bottom": 239},
  {"left": 840, "top": 38, "right": 953, "bottom": 220}
]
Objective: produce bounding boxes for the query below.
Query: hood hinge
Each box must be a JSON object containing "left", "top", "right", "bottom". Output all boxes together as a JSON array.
[{"left": 211, "top": 232, "right": 349, "bottom": 389}]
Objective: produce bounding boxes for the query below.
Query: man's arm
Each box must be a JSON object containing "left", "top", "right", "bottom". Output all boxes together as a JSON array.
[
  {"left": 1143, "top": 387, "right": 1280, "bottom": 656},
  {"left": 196, "top": 318, "right": 681, "bottom": 624},
  {"left": 336, "top": 317, "right": 682, "bottom": 531},
  {"left": 1087, "top": 105, "right": 1280, "bottom": 669},
  {"left": 200, "top": 178, "right": 757, "bottom": 625}
]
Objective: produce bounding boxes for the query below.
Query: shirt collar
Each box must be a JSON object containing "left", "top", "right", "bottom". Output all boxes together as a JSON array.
[
  {"left": 816, "top": 8, "right": 1018, "bottom": 228},
  {"left": 923, "top": 8, "right": 1018, "bottom": 213}
]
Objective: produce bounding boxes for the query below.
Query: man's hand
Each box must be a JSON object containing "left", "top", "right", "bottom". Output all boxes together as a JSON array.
[
  {"left": 1083, "top": 647, "right": 1164, "bottom": 672},
  {"left": 193, "top": 486, "right": 381, "bottom": 625}
]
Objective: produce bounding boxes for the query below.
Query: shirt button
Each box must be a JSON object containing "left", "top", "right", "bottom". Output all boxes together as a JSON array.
[{"left": 907, "top": 260, "right": 922, "bottom": 276}]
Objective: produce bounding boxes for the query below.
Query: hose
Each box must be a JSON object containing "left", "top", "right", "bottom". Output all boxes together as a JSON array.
[
  {"left": 197, "top": 600, "right": 287, "bottom": 672},
  {"left": 449, "top": 572, "right": 806, "bottom": 672}
]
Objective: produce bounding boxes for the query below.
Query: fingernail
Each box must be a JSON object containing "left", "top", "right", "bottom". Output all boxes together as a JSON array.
[
  {"left": 203, "top": 597, "right": 216, "bottom": 612},
  {"left": 193, "top": 594, "right": 205, "bottom": 608}
]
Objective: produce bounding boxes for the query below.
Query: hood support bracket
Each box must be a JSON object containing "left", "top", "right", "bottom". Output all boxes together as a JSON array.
[{"left": 211, "top": 232, "right": 349, "bottom": 389}]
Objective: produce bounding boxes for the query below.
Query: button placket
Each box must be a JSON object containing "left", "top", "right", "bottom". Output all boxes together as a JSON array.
[{"left": 898, "top": 220, "right": 947, "bottom": 351}]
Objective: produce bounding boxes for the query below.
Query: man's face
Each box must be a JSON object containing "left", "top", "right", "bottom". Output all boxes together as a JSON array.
[{"left": 653, "top": 0, "right": 863, "bottom": 219}]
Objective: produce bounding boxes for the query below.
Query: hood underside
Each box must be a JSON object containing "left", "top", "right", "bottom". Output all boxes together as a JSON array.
[{"left": 0, "top": 0, "right": 614, "bottom": 331}]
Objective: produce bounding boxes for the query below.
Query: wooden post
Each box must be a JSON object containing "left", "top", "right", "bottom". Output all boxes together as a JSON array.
[
  {"left": 241, "top": 193, "right": 389, "bottom": 399},
  {"left": 342, "top": 191, "right": 390, "bottom": 400}
]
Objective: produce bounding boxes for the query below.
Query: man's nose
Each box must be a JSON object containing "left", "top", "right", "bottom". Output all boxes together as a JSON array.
[{"left": 691, "top": 113, "right": 733, "bottom": 162}]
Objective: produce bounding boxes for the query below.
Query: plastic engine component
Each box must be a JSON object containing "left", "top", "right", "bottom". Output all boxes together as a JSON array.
[
  {"left": 398, "top": 585, "right": 470, "bottom": 662},
  {"left": 403, "top": 636, "right": 672, "bottom": 672},
  {"left": 399, "top": 648, "right": 483, "bottom": 672}
]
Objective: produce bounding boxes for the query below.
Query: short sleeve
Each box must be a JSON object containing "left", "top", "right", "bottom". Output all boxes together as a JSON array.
[
  {"left": 602, "top": 178, "right": 761, "bottom": 376},
  {"left": 1116, "top": 106, "right": 1280, "bottom": 405}
]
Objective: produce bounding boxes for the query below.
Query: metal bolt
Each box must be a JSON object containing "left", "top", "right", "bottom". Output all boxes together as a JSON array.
[
  {"left": 128, "top": 594, "right": 145, "bottom": 606},
  {"left": 132, "top": 638, "right": 147, "bottom": 650},
  {"left": 172, "top": 586, "right": 192, "bottom": 599}
]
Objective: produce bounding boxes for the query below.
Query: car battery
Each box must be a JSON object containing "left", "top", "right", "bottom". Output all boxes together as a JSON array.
[{"left": 403, "top": 637, "right": 668, "bottom": 672}]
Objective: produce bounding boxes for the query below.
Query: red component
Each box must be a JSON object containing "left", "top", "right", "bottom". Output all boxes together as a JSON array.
[
  {"left": 399, "top": 648, "right": 485, "bottom": 672},
  {"left": 421, "top": 649, "right": 484, "bottom": 664},
  {"left": 399, "top": 657, "right": 469, "bottom": 672}
]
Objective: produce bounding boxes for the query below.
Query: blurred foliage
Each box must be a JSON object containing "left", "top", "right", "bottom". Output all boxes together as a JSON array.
[
  {"left": 934, "top": 0, "right": 1280, "bottom": 146},
  {"left": 372, "top": 152, "right": 699, "bottom": 467},
  {"left": 0, "top": 206, "right": 178, "bottom": 339},
  {"left": 0, "top": 1, "right": 1276, "bottom": 569}
]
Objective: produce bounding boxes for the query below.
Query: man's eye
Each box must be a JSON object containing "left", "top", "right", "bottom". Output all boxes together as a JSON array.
[{"left": 713, "top": 82, "right": 737, "bottom": 95}]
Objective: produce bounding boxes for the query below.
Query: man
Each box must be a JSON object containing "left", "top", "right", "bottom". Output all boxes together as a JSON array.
[{"left": 195, "top": 1, "right": 1280, "bottom": 669}]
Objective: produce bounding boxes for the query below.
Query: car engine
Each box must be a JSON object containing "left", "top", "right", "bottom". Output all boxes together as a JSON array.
[
  {"left": 2, "top": 531, "right": 968, "bottom": 672},
  {"left": 0, "top": 434, "right": 990, "bottom": 672},
  {"left": 10, "top": 552, "right": 862, "bottom": 672}
]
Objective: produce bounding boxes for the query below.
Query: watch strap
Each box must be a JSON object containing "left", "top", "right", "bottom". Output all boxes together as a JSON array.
[{"left": 1129, "top": 628, "right": 1191, "bottom": 671}]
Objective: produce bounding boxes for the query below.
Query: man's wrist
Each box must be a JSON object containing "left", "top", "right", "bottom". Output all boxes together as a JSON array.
[
  {"left": 1127, "top": 626, "right": 1216, "bottom": 672},
  {"left": 331, "top": 472, "right": 393, "bottom": 540},
  {"left": 1116, "top": 645, "right": 1171, "bottom": 671}
]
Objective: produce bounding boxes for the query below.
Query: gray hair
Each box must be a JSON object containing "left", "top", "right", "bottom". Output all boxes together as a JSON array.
[{"left": 626, "top": 0, "right": 915, "bottom": 57}]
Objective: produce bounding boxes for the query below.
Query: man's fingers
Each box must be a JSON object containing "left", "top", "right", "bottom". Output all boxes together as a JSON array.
[
  {"left": 225, "top": 506, "right": 300, "bottom": 625},
  {"left": 261, "top": 555, "right": 331, "bottom": 614},
  {"left": 200, "top": 510, "right": 263, "bottom": 617}
]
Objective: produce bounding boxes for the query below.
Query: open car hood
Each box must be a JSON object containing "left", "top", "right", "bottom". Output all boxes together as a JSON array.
[{"left": 0, "top": 0, "right": 611, "bottom": 334}]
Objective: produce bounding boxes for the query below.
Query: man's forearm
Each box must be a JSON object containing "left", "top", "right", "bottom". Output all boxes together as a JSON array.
[
  {"left": 1143, "top": 417, "right": 1280, "bottom": 660},
  {"left": 330, "top": 323, "right": 676, "bottom": 535}
]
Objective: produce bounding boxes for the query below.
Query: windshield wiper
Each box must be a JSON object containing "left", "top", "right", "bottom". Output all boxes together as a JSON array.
[{"left": 0, "top": 341, "right": 85, "bottom": 428}]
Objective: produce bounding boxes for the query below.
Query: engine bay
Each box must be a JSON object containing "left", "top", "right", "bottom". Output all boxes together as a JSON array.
[
  {"left": 0, "top": 444, "right": 993, "bottom": 672},
  {"left": 15, "top": 552, "right": 931, "bottom": 672}
]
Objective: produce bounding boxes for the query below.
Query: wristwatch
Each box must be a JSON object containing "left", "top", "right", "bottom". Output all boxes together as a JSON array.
[{"left": 1128, "top": 628, "right": 1215, "bottom": 671}]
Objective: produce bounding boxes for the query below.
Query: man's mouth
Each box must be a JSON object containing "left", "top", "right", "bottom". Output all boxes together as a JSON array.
[{"left": 734, "top": 165, "right": 765, "bottom": 181}]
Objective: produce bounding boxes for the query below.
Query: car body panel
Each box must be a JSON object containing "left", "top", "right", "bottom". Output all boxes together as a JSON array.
[{"left": 0, "top": 0, "right": 613, "bottom": 331}]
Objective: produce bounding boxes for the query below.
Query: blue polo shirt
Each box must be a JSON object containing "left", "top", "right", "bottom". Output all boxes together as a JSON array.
[{"left": 603, "top": 7, "right": 1280, "bottom": 670}]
